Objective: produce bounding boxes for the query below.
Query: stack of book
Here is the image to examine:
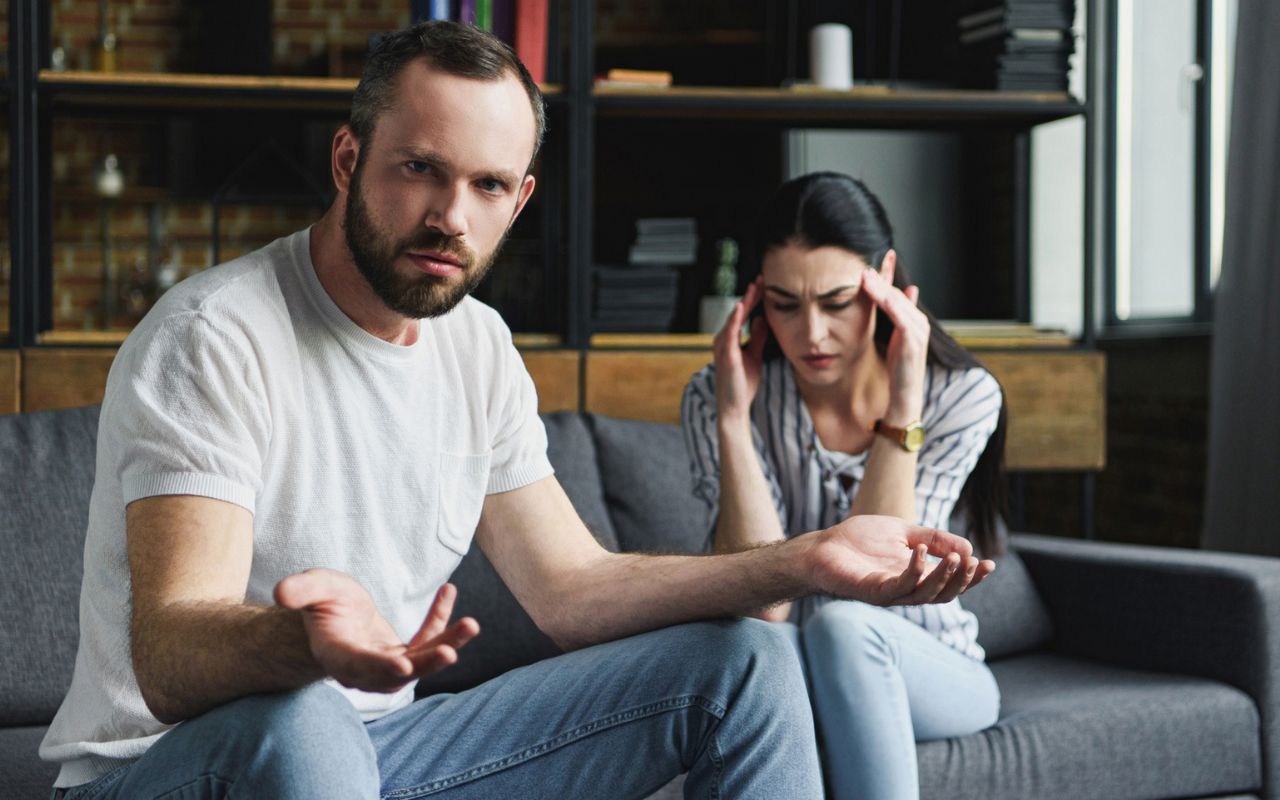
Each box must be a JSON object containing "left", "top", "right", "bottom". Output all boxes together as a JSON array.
[
  {"left": 628, "top": 218, "right": 698, "bottom": 267},
  {"left": 957, "top": 1, "right": 1075, "bottom": 92},
  {"left": 591, "top": 266, "right": 680, "bottom": 332}
]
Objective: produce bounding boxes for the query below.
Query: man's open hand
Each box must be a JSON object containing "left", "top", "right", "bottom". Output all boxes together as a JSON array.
[
  {"left": 274, "top": 569, "right": 479, "bottom": 693},
  {"left": 804, "top": 515, "right": 995, "bottom": 606}
]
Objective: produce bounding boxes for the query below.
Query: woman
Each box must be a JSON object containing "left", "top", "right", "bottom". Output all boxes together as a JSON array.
[{"left": 681, "top": 172, "right": 1006, "bottom": 800}]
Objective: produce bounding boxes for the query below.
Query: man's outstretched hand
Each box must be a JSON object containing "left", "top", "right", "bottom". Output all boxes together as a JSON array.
[
  {"left": 274, "top": 569, "right": 479, "bottom": 693},
  {"left": 804, "top": 515, "right": 995, "bottom": 606}
]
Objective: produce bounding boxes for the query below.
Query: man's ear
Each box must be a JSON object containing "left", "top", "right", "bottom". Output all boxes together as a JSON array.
[
  {"left": 510, "top": 174, "right": 537, "bottom": 223},
  {"left": 332, "top": 125, "right": 361, "bottom": 196}
]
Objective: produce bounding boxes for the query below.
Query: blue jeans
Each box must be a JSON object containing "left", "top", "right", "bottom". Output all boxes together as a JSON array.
[
  {"left": 798, "top": 601, "right": 1001, "bottom": 800},
  {"left": 55, "top": 620, "right": 822, "bottom": 800}
]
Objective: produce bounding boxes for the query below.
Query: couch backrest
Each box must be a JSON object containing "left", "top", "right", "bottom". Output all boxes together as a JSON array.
[
  {"left": 586, "top": 414, "right": 710, "bottom": 555},
  {"left": 0, "top": 405, "right": 99, "bottom": 726}
]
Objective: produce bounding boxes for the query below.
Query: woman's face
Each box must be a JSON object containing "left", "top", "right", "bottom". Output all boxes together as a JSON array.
[{"left": 760, "top": 242, "right": 878, "bottom": 388}]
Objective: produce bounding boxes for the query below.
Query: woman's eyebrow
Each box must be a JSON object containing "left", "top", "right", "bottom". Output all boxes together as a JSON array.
[
  {"left": 818, "top": 285, "right": 858, "bottom": 299},
  {"left": 764, "top": 284, "right": 858, "bottom": 300}
]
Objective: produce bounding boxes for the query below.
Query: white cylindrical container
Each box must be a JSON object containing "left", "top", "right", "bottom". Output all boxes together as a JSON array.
[
  {"left": 699, "top": 295, "right": 740, "bottom": 334},
  {"left": 809, "top": 23, "right": 853, "bottom": 90}
]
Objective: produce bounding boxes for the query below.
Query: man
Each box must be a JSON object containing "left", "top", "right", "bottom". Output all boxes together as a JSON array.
[{"left": 40, "top": 21, "right": 993, "bottom": 799}]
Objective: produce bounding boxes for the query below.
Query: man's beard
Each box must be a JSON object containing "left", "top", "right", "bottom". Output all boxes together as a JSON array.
[{"left": 343, "top": 161, "right": 506, "bottom": 319}]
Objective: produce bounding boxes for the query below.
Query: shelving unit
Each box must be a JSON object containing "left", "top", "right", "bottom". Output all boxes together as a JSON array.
[{"left": 5, "top": 0, "right": 1099, "bottom": 350}]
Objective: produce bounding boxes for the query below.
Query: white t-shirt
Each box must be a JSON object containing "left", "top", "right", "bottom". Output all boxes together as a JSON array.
[{"left": 40, "top": 228, "right": 554, "bottom": 787}]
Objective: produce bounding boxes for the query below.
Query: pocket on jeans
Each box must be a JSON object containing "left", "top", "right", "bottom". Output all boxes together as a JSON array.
[{"left": 435, "top": 450, "right": 492, "bottom": 556}]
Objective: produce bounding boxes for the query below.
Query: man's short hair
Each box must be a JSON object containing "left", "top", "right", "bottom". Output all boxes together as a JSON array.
[{"left": 350, "top": 21, "right": 547, "bottom": 170}]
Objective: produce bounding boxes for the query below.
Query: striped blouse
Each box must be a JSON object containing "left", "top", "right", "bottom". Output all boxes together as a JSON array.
[{"left": 680, "top": 358, "right": 1003, "bottom": 661}]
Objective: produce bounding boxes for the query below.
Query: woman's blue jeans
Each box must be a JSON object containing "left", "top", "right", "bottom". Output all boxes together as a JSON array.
[
  {"left": 54, "top": 620, "right": 822, "bottom": 800},
  {"left": 797, "top": 600, "right": 1002, "bottom": 800}
]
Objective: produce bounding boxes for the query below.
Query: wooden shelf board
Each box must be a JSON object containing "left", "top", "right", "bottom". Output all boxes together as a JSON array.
[
  {"left": 40, "top": 70, "right": 561, "bottom": 109},
  {"left": 593, "top": 84, "right": 1081, "bottom": 124},
  {"left": 40, "top": 330, "right": 130, "bottom": 346}
]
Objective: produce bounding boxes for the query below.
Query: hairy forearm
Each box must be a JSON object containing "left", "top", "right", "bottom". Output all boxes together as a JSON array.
[
  {"left": 548, "top": 536, "right": 815, "bottom": 650},
  {"left": 131, "top": 601, "right": 323, "bottom": 724},
  {"left": 714, "top": 418, "right": 787, "bottom": 553}
]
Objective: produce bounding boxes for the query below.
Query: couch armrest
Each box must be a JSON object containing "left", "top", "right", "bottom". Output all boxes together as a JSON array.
[{"left": 1012, "top": 532, "right": 1280, "bottom": 799}]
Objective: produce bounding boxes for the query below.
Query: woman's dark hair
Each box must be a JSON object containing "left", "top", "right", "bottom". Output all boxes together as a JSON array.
[
  {"left": 350, "top": 20, "right": 546, "bottom": 170},
  {"left": 748, "top": 171, "right": 1007, "bottom": 556}
]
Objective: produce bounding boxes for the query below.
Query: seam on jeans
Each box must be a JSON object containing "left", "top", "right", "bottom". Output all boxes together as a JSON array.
[
  {"left": 706, "top": 731, "right": 725, "bottom": 800},
  {"left": 381, "top": 694, "right": 727, "bottom": 799},
  {"left": 65, "top": 764, "right": 132, "bottom": 800},
  {"left": 158, "top": 774, "right": 232, "bottom": 799}
]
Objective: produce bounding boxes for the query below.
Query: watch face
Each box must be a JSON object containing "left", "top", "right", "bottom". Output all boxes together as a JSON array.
[{"left": 904, "top": 424, "right": 925, "bottom": 452}]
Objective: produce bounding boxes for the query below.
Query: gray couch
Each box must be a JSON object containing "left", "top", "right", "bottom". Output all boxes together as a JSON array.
[{"left": 2, "top": 404, "right": 1276, "bottom": 799}]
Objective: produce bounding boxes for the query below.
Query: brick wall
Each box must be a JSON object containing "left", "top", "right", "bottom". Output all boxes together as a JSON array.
[
  {"left": 49, "top": 0, "right": 408, "bottom": 76},
  {"left": 38, "top": 0, "right": 414, "bottom": 332}
]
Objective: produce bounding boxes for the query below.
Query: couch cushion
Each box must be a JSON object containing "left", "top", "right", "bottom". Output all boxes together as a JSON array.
[
  {"left": 0, "top": 725, "right": 59, "bottom": 800},
  {"left": 959, "top": 546, "right": 1053, "bottom": 660},
  {"left": 586, "top": 415, "right": 709, "bottom": 555},
  {"left": 542, "top": 411, "right": 619, "bottom": 551},
  {"left": 0, "top": 405, "right": 99, "bottom": 726},
  {"left": 916, "top": 653, "right": 1262, "bottom": 800}
]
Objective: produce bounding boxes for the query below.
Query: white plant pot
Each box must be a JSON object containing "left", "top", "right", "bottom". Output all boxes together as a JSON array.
[{"left": 699, "top": 295, "right": 740, "bottom": 334}]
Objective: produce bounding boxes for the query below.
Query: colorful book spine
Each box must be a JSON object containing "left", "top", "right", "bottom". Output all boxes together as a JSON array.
[
  {"left": 430, "top": 0, "right": 450, "bottom": 20},
  {"left": 475, "top": 0, "right": 492, "bottom": 31},
  {"left": 514, "top": 0, "right": 549, "bottom": 84},
  {"left": 459, "top": 0, "right": 476, "bottom": 26},
  {"left": 492, "top": 0, "right": 515, "bottom": 44}
]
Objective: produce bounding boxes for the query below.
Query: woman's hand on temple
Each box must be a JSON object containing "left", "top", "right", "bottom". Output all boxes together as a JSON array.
[
  {"left": 860, "top": 252, "right": 930, "bottom": 422},
  {"left": 713, "top": 277, "right": 768, "bottom": 422}
]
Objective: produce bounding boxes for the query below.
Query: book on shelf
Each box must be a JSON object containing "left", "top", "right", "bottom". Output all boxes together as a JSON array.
[
  {"left": 959, "top": 24, "right": 1067, "bottom": 46},
  {"left": 628, "top": 216, "right": 698, "bottom": 267},
  {"left": 492, "top": 0, "right": 515, "bottom": 45},
  {"left": 959, "top": 4, "right": 1075, "bottom": 31},
  {"left": 628, "top": 248, "right": 697, "bottom": 267},
  {"left": 591, "top": 310, "right": 676, "bottom": 332},
  {"left": 595, "top": 69, "right": 674, "bottom": 89},
  {"left": 410, "top": 0, "right": 451, "bottom": 22},
  {"left": 475, "top": 0, "right": 493, "bottom": 30},
  {"left": 636, "top": 217, "right": 696, "bottom": 237},
  {"left": 514, "top": 0, "right": 549, "bottom": 84},
  {"left": 595, "top": 265, "right": 680, "bottom": 286}
]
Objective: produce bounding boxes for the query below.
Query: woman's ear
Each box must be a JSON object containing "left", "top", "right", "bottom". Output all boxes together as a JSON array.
[{"left": 880, "top": 249, "right": 898, "bottom": 285}]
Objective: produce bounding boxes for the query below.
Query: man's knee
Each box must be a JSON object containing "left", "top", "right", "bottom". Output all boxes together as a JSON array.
[
  {"left": 678, "top": 619, "right": 809, "bottom": 702},
  {"left": 220, "top": 684, "right": 378, "bottom": 786}
]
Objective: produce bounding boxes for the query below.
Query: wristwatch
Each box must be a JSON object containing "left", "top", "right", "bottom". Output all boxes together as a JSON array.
[{"left": 872, "top": 419, "right": 925, "bottom": 452}]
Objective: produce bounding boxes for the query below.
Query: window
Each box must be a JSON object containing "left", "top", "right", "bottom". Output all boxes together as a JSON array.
[{"left": 1107, "top": 0, "right": 1235, "bottom": 327}]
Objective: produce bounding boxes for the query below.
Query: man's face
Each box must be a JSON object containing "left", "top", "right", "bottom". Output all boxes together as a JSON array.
[{"left": 342, "top": 59, "right": 537, "bottom": 319}]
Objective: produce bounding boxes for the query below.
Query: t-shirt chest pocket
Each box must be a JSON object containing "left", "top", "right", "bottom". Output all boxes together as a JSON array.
[{"left": 434, "top": 451, "right": 492, "bottom": 555}]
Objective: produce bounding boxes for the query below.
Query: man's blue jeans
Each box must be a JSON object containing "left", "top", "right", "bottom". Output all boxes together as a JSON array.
[{"left": 55, "top": 620, "right": 822, "bottom": 799}]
